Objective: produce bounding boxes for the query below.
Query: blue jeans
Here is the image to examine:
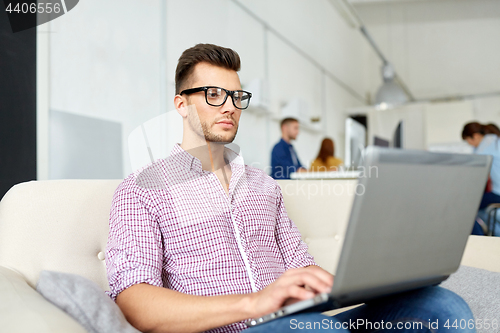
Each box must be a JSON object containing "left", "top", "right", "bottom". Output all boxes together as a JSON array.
[
  {"left": 476, "top": 208, "right": 500, "bottom": 236},
  {"left": 246, "top": 287, "right": 474, "bottom": 332}
]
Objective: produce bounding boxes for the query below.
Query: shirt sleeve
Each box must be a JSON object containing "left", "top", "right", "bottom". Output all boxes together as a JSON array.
[
  {"left": 105, "top": 180, "right": 164, "bottom": 301},
  {"left": 273, "top": 185, "right": 317, "bottom": 269}
]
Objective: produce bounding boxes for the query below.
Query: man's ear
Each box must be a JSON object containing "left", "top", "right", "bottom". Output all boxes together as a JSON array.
[
  {"left": 282, "top": 123, "right": 289, "bottom": 135},
  {"left": 174, "top": 95, "right": 189, "bottom": 118}
]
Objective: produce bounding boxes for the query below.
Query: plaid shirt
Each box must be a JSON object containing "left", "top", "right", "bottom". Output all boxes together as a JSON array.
[{"left": 106, "top": 144, "right": 316, "bottom": 332}]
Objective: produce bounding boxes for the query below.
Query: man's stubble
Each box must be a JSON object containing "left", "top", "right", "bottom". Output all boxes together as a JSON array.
[{"left": 187, "top": 108, "right": 238, "bottom": 144}]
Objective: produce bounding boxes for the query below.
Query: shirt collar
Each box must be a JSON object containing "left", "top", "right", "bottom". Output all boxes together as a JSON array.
[
  {"left": 169, "top": 143, "right": 245, "bottom": 175},
  {"left": 476, "top": 134, "right": 498, "bottom": 153},
  {"left": 280, "top": 138, "right": 292, "bottom": 147}
]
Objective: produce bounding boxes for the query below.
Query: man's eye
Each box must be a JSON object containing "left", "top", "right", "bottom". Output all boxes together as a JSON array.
[{"left": 207, "top": 88, "right": 222, "bottom": 99}]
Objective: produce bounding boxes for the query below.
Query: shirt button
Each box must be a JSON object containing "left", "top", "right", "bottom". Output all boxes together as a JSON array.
[{"left": 97, "top": 251, "right": 105, "bottom": 261}]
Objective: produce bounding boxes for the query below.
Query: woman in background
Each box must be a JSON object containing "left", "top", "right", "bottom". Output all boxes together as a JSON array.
[
  {"left": 463, "top": 122, "right": 500, "bottom": 236},
  {"left": 462, "top": 122, "right": 500, "bottom": 209},
  {"left": 310, "top": 138, "right": 343, "bottom": 171}
]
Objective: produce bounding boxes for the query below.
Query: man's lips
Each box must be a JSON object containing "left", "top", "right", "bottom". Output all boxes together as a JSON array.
[{"left": 216, "top": 120, "right": 235, "bottom": 128}]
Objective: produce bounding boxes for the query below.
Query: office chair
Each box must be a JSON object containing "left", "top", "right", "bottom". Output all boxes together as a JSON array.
[{"left": 486, "top": 203, "right": 500, "bottom": 236}]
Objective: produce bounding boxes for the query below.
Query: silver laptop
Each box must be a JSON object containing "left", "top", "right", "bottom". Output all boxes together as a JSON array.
[{"left": 246, "top": 146, "right": 491, "bottom": 327}]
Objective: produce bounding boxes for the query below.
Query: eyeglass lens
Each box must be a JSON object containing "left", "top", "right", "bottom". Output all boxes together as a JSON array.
[{"left": 206, "top": 87, "right": 250, "bottom": 109}]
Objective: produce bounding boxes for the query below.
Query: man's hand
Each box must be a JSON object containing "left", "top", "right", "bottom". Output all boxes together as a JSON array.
[{"left": 247, "top": 266, "right": 333, "bottom": 318}]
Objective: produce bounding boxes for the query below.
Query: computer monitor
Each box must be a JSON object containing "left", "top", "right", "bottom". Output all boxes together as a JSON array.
[
  {"left": 345, "top": 118, "right": 366, "bottom": 168},
  {"left": 373, "top": 136, "right": 390, "bottom": 147},
  {"left": 393, "top": 121, "right": 404, "bottom": 148}
]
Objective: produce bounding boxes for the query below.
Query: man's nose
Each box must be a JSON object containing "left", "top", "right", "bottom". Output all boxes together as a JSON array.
[{"left": 221, "top": 95, "right": 236, "bottom": 113}]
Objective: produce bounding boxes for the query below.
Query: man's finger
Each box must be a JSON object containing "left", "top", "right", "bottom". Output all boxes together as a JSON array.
[
  {"left": 304, "top": 266, "right": 334, "bottom": 285},
  {"left": 283, "top": 271, "right": 332, "bottom": 294},
  {"left": 285, "top": 285, "right": 315, "bottom": 301},
  {"left": 284, "top": 266, "right": 333, "bottom": 287}
]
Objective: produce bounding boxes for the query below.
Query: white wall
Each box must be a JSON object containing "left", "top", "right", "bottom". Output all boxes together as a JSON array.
[
  {"left": 48, "top": 0, "right": 162, "bottom": 178},
  {"left": 354, "top": 0, "right": 500, "bottom": 100},
  {"left": 352, "top": 0, "right": 500, "bottom": 154},
  {"left": 42, "top": 0, "right": 377, "bottom": 178},
  {"left": 473, "top": 96, "right": 500, "bottom": 125}
]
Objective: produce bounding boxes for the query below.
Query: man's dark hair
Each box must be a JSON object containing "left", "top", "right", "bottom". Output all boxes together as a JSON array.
[
  {"left": 280, "top": 117, "right": 298, "bottom": 128},
  {"left": 175, "top": 43, "right": 241, "bottom": 94},
  {"left": 462, "top": 122, "right": 485, "bottom": 140}
]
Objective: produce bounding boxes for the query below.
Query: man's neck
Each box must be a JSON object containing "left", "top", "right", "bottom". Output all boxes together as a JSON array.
[
  {"left": 282, "top": 136, "right": 291, "bottom": 144},
  {"left": 180, "top": 139, "right": 227, "bottom": 172}
]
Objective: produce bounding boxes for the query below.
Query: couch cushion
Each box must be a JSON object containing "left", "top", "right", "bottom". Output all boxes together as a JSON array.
[
  {"left": 37, "top": 270, "right": 140, "bottom": 333},
  {"left": 0, "top": 180, "right": 121, "bottom": 290},
  {"left": 277, "top": 179, "right": 356, "bottom": 274},
  {"left": 0, "top": 266, "right": 87, "bottom": 333},
  {"left": 461, "top": 236, "right": 500, "bottom": 272},
  {"left": 441, "top": 265, "right": 500, "bottom": 332}
]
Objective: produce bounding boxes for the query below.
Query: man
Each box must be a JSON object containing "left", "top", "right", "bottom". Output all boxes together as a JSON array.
[
  {"left": 107, "top": 44, "right": 474, "bottom": 333},
  {"left": 271, "top": 118, "right": 307, "bottom": 179}
]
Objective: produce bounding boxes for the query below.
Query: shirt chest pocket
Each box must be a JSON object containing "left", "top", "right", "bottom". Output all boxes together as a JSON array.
[
  {"left": 166, "top": 195, "right": 234, "bottom": 259},
  {"left": 236, "top": 193, "right": 278, "bottom": 237}
]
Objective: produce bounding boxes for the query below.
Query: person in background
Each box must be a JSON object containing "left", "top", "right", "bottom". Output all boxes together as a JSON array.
[
  {"left": 463, "top": 122, "right": 500, "bottom": 236},
  {"left": 485, "top": 123, "right": 500, "bottom": 136},
  {"left": 462, "top": 122, "right": 500, "bottom": 209},
  {"left": 271, "top": 117, "right": 307, "bottom": 179},
  {"left": 310, "top": 138, "right": 343, "bottom": 172}
]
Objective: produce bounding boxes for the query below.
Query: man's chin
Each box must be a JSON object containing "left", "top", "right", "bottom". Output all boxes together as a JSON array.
[
  {"left": 205, "top": 130, "right": 237, "bottom": 144},
  {"left": 206, "top": 137, "right": 236, "bottom": 145}
]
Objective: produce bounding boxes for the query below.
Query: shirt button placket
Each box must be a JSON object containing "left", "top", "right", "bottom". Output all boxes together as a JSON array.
[{"left": 227, "top": 192, "right": 257, "bottom": 292}]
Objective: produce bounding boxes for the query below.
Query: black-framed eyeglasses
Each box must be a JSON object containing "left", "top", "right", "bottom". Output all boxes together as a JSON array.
[{"left": 180, "top": 86, "right": 252, "bottom": 110}]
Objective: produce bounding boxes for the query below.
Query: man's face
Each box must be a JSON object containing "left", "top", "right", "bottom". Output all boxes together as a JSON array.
[
  {"left": 285, "top": 121, "right": 300, "bottom": 140},
  {"left": 184, "top": 63, "right": 241, "bottom": 144}
]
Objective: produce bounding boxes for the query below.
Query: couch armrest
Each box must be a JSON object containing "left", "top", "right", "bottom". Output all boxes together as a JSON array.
[
  {"left": 461, "top": 235, "right": 500, "bottom": 272},
  {"left": 0, "top": 266, "right": 87, "bottom": 333}
]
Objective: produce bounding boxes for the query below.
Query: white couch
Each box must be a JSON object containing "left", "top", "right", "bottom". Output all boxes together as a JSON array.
[{"left": 1, "top": 179, "right": 499, "bottom": 332}]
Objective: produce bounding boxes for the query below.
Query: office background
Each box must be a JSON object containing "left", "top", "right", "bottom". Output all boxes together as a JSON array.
[{"left": 2, "top": 0, "right": 500, "bottom": 198}]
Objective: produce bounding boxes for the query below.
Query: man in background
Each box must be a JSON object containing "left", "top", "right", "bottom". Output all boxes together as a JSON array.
[{"left": 271, "top": 117, "right": 307, "bottom": 179}]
